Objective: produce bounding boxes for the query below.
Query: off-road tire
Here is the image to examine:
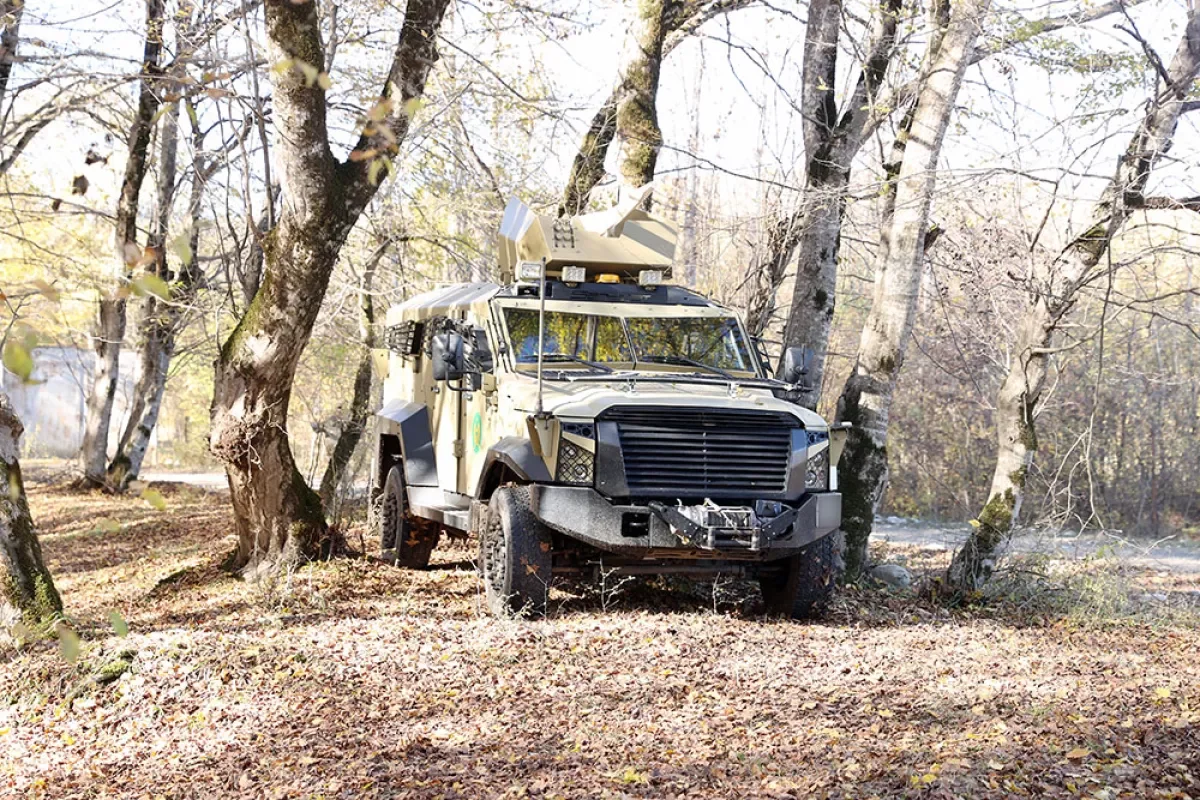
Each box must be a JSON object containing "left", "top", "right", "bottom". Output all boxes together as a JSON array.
[
  {"left": 479, "top": 486, "right": 553, "bottom": 617},
  {"left": 759, "top": 530, "right": 845, "bottom": 619},
  {"left": 379, "top": 465, "right": 439, "bottom": 569}
]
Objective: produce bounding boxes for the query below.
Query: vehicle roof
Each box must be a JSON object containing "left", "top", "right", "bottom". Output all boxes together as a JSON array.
[{"left": 390, "top": 280, "right": 732, "bottom": 318}]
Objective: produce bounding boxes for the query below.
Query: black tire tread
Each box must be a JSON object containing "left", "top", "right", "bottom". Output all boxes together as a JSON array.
[
  {"left": 380, "top": 465, "right": 439, "bottom": 569},
  {"left": 481, "top": 486, "right": 553, "bottom": 617},
  {"left": 760, "top": 530, "right": 844, "bottom": 619}
]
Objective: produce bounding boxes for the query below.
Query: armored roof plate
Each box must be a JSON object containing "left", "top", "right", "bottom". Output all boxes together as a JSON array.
[{"left": 498, "top": 196, "right": 677, "bottom": 280}]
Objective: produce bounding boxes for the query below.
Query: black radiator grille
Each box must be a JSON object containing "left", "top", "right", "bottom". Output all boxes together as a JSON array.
[{"left": 601, "top": 406, "right": 798, "bottom": 497}]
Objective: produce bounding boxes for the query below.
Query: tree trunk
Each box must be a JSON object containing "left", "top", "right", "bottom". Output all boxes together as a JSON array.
[
  {"left": 948, "top": 9, "right": 1200, "bottom": 590},
  {"left": 559, "top": 0, "right": 758, "bottom": 214},
  {"left": 748, "top": 0, "right": 901, "bottom": 398},
  {"left": 209, "top": 0, "right": 449, "bottom": 576},
  {"left": 1, "top": 394, "right": 62, "bottom": 629},
  {"left": 0, "top": 0, "right": 24, "bottom": 103},
  {"left": 560, "top": 102, "right": 617, "bottom": 217},
  {"left": 110, "top": 96, "right": 180, "bottom": 486},
  {"left": 835, "top": 0, "right": 991, "bottom": 580},
  {"left": 613, "top": 0, "right": 670, "bottom": 190},
  {"left": 79, "top": 0, "right": 165, "bottom": 488},
  {"left": 776, "top": 167, "right": 850, "bottom": 398},
  {"left": 318, "top": 243, "right": 385, "bottom": 502}
]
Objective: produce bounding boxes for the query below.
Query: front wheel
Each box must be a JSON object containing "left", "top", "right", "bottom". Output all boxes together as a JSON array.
[
  {"left": 479, "top": 486, "right": 553, "bottom": 617},
  {"left": 379, "top": 465, "right": 439, "bottom": 568},
  {"left": 759, "top": 530, "right": 844, "bottom": 619}
]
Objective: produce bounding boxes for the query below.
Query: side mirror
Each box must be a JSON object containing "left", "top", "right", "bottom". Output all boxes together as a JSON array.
[
  {"left": 431, "top": 331, "right": 465, "bottom": 381},
  {"left": 777, "top": 346, "right": 814, "bottom": 385}
]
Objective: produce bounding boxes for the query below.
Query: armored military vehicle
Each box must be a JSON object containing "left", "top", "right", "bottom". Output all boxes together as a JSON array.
[{"left": 372, "top": 193, "right": 848, "bottom": 618}]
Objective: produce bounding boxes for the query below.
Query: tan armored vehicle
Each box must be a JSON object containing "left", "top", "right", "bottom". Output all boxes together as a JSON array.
[{"left": 373, "top": 196, "right": 848, "bottom": 618}]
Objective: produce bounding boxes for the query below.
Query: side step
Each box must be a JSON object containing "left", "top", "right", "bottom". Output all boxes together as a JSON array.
[{"left": 408, "top": 485, "right": 471, "bottom": 532}]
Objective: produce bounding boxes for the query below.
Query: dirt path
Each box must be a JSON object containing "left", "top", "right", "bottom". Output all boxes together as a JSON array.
[{"left": 872, "top": 521, "right": 1200, "bottom": 575}]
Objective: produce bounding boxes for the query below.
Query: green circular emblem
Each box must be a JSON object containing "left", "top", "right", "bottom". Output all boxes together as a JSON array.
[{"left": 471, "top": 412, "right": 483, "bottom": 453}]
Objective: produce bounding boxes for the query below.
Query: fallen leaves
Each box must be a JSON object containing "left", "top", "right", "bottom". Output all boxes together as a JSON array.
[{"left": 2, "top": 474, "right": 1199, "bottom": 799}]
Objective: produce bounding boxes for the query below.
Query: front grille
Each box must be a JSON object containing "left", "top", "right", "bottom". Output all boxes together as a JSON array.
[{"left": 601, "top": 406, "right": 798, "bottom": 497}]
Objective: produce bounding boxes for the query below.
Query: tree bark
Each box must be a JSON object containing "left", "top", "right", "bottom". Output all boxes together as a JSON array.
[
  {"left": 209, "top": 0, "right": 449, "bottom": 576},
  {"left": 835, "top": 0, "right": 992, "bottom": 580},
  {"left": 110, "top": 97, "right": 179, "bottom": 478},
  {"left": 948, "top": 8, "right": 1200, "bottom": 591},
  {"left": 1, "top": 393, "right": 62, "bottom": 629},
  {"left": 79, "top": 0, "right": 165, "bottom": 488},
  {"left": 0, "top": 0, "right": 24, "bottom": 104},
  {"left": 748, "top": 0, "right": 901, "bottom": 395},
  {"left": 560, "top": 0, "right": 758, "bottom": 215},
  {"left": 613, "top": 0, "right": 671, "bottom": 191},
  {"left": 760, "top": 0, "right": 1135, "bottom": 406},
  {"left": 317, "top": 243, "right": 385, "bottom": 503},
  {"left": 109, "top": 6, "right": 206, "bottom": 490}
]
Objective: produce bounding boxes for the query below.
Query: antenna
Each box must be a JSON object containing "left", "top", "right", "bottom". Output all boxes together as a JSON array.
[{"left": 535, "top": 257, "right": 547, "bottom": 416}]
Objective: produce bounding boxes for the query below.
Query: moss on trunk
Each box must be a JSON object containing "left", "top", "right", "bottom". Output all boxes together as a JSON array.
[
  {"left": 835, "top": 386, "right": 888, "bottom": 582},
  {"left": 1, "top": 431, "right": 63, "bottom": 628}
]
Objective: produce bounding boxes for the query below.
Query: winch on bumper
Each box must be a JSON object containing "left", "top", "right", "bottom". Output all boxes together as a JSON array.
[{"left": 528, "top": 485, "right": 842, "bottom": 560}]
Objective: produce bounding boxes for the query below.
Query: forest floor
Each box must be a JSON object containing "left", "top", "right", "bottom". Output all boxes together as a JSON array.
[{"left": 3, "top": 473, "right": 1200, "bottom": 799}]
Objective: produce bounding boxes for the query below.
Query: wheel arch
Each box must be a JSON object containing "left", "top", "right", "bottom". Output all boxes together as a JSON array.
[
  {"left": 374, "top": 400, "right": 438, "bottom": 490},
  {"left": 477, "top": 436, "right": 552, "bottom": 501}
]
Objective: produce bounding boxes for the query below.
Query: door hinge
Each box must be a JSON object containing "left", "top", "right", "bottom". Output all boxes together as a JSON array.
[{"left": 453, "top": 439, "right": 465, "bottom": 458}]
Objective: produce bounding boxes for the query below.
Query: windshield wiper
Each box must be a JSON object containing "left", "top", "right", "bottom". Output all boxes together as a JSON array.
[
  {"left": 527, "top": 353, "right": 614, "bottom": 373},
  {"left": 637, "top": 354, "right": 735, "bottom": 380}
]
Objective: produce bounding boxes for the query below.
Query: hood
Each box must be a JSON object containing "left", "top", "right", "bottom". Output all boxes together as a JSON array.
[{"left": 500, "top": 374, "right": 828, "bottom": 429}]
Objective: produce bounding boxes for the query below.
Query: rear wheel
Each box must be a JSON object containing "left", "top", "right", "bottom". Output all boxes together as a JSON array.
[
  {"left": 379, "top": 465, "right": 439, "bottom": 568},
  {"left": 479, "top": 486, "right": 553, "bottom": 617},
  {"left": 759, "top": 530, "right": 844, "bottom": 619}
]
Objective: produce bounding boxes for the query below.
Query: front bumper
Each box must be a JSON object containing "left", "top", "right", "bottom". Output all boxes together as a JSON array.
[{"left": 528, "top": 486, "right": 842, "bottom": 561}]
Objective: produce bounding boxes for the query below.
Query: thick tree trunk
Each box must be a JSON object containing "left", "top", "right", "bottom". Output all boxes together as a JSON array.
[
  {"left": 776, "top": 167, "right": 849, "bottom": 398},
  {"left": 560, "top": 0, "right": 758, "bottom": 214},
  {"left": 210, "top": 0, "right": 448, "bottom": 576},
  {"left": 1, "top": 394, "right": 62, "bottom": 629},
  {"left": 318, "top": 245, "right": 383, "bottom": 502},
  {"left": 613, "top": 0, "right": 669, "bottom": 190},
  {"left": 560, "top": 102, "right": 617, "bottom": 217},
  {"left": 835, "top": 0, "right": 991, "bottom": 580},
  {"left": 743, "top": 210, "right": 805, "bottom": 338},
  {"left": 79, "top": 0, "right": 165, "bottom": 487},
  {"left": 948, "top": 9, "right": 1200, "bottom": 590}
]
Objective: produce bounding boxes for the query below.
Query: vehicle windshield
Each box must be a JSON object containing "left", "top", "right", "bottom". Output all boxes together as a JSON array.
[{"left": 502, "top": 308, "right": 757, "bottom": 375}]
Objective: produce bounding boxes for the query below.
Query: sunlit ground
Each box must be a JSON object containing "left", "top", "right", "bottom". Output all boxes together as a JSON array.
[{"left": 3, "top": 471, "right": 1199, "bottom": 798}]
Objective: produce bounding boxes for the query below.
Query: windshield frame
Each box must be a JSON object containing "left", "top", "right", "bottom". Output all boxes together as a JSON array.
[{"left": 493, "top": 298, "right": 766, "bottom": 380}]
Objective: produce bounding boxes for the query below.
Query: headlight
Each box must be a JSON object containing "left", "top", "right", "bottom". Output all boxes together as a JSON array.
[
  {"left": 556, "top": 437, "right": 594, "bottom": 485},
  {"left": 805, "top": 449, "right": 829, "bottom": 491}
]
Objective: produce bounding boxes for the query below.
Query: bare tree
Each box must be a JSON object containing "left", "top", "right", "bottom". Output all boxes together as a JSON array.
[
  {"left": 79, "top": 0, "right": 166, "bottom": 488},
  {"left": 747, "top": 0, "right": 1153, "bottom": 394},
  {"left": 834, "top": 0, "right": 993, "bottom": 579},
  {"left": 948, "top": 7, "right": 1200, "bottom": 591},
  {"left": 208, "top": 0, "right": 451, "bottom": 576}
]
